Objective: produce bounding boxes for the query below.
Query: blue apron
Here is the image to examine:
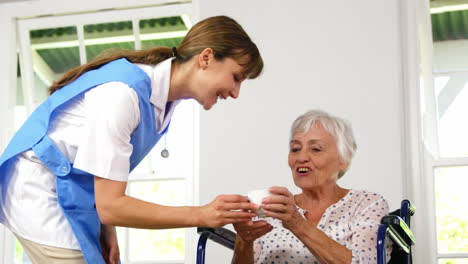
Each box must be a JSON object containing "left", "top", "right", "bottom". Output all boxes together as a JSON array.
[{"left": 0, "top": 58, "right": 168, "bottom": 263}]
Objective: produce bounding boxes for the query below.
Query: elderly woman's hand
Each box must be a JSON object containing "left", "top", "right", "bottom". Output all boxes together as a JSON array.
[
  {"left": 261, "top": 186, "right": 305, "bottom": 232},
  {"left": 233, "top": 219, "right": 273, "bottom": 242}
]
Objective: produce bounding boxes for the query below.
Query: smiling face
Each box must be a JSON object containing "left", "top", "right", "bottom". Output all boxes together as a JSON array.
[
  {"left": 192, "top": 49, "right": 246, "bottom": 110},
  {"left": 288, "top": 122, "right": 348, "bottom": 190}
]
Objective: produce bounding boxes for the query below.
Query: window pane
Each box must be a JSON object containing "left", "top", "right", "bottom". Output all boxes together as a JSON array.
[
  {"left": 436, "top": 74, "right": 468, "bottom": 157},
  {"left": 16, "top": 54, "right": 23, "bottom": 106},
  {"left": 439, "top": 259, "right": 468, "bottom": 264},
  {"left": 125, "top": 180, "right": 186, "bottom": 261},
  {"left": 435, "top": 166, "right": 468, "bottom": 253},
  {"left": 15, "top": 56, "right": 27, "bottom": 130},
  {"left": 139, "top": 16, "right": 187, "bottom": 50},
  {"left": 14, "top": 106, "right": 28, "bottom": 132},
  {"left": 131, "top": 100, "right": 195, "bottom": 179},
  {"left": 127, "top": 228, "right": 185, "bottom": 262},
  {"left": 116, "top": 226, "right": 127, "bottom": 261},
  {"left": 84, "top": 21, "right": 134, "bottom": 62},
  {"left": 150, "top": 100, "right": 195, "bottom": 177},
  {"left": 14, "top": 239, "right": 31, "bottom": 264},
  {"left": 30, "top": 26, "right": 80, "bottom": 104}
]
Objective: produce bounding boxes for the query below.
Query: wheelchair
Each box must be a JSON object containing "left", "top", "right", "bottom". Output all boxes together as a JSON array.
[{"left": 196, "top": 200, "right": 415, "bottom": 264}]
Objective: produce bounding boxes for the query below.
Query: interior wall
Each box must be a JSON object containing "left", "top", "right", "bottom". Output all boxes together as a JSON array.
[
  {"left": 197, "top": 0, "right": 405, "bottom": 263},
  {"left": 0, "top": 0, "right": 407, "bottom": 263}
]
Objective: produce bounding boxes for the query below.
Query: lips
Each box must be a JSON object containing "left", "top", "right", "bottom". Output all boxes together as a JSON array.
[{"left": 216, "top": 92, "right": 227, "bottom": 100}]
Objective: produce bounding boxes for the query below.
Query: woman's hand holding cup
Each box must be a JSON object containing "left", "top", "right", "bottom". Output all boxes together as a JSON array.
[{"left": 260, "top": 186, "right": 305, "bottom": 232}]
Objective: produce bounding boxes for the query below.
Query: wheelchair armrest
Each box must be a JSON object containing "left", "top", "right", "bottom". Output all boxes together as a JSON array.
[
  {"left": 197, "top": 227, "right": 236, "bottom": 250},
  {"left": 381, "top": 215, "right": 415, "bottom": 249}
]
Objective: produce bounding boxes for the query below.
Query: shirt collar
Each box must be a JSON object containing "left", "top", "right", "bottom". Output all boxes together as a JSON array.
[{"left": 136, "top": 58, "right": 180, "bottom": 133}]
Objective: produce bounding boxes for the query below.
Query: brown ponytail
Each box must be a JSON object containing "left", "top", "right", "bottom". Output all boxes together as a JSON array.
[
  {"left": 49, "top": 15, "right": 263, "bottom": 95},
  {"left": 49, "top": 47, "right": 173, "bottom": 94}
]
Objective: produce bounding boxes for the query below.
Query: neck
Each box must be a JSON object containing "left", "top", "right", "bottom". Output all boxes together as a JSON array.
[
  {"left": 167, "top": 59, "right": 196, "bottom": 101},
  {"left": 296, "top": 184, "right": 348, "bottom": 209}
]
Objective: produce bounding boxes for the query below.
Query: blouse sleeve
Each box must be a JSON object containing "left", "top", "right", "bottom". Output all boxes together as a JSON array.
[
  {"left": 349, "top": 193, "right": 393, "bottom": 263},
  {"left": 73, "top": 82, "right": 140, "bottom": 181}
]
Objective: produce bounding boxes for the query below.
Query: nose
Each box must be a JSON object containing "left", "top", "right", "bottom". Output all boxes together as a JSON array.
[
  {"left": 229, "top": 82, "right": 241, "bottom": 99},
  {"left": 297, "top": 150, "right": 309, "bottom": 163}
]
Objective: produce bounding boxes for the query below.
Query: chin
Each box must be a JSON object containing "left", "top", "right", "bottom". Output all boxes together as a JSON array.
[
  {"left": 197, "top": 99, "right": 212, "bottom": 110},
  {"left": 203, "top": 103, "right": 213, "bottom": 110},
  {"left": 204, "top": 99, "right": 218, "bottom": 110},
  {"left": 293, "top": 177, "right": 317, "bottom": 188}
]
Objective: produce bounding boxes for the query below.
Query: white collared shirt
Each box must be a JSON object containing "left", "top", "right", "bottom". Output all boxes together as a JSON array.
[{"left": 2, "top": 58, "right": 179, "bottom": 249}]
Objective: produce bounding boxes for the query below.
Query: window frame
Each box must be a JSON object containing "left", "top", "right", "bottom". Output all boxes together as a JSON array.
[
  {"left": 403, "top": 1, "right": 468, "bottom": 263},
  {"left": 17, "top": 4, "right": 193, "bottom": 113},
  {"left": 2, "top": 3, "right": 199, "bottom": 264},
  {"left": 430, "top": 72, "right": 468, "bottom": 261}
]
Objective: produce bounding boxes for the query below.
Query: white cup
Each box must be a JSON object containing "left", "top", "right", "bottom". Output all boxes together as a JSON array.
[{"left": 247, "top": 189, "right": 274, "bottom": 218}]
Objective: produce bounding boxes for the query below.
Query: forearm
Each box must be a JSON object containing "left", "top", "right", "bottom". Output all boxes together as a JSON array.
[
  {"left": 97, "top": 195, "right": 201, "bottom": 229},
  {"left": 95, "top": 177, "right": 256, "bottom": 229},
  {"left": 101, "top": 223, "right": 117, "bottom": 238},
  {"left": 232, "top": 237, "right": 255, "bottom": 264},
  {"left": 292, "top": 221, "right": 352, "bottom": 264}
]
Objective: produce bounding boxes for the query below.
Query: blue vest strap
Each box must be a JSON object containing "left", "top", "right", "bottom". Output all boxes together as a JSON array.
[{"left": 31, "top": 135, "right": 71, "bottom": 176}]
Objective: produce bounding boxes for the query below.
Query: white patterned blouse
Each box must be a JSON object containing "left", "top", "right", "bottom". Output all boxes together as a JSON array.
[{"left": 253, "top": 189, "right": 393, "bottom": 264}]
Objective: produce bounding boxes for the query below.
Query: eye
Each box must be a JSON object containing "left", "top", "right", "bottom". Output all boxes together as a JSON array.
[
  {"left": 312, "top": 148, "right": 321, "bottom": 152},
  {"left": 233, "top": 74, "right": 240, "bottom": 82},
  {"left": 290, "top": 147, "right": 300, "bottom": 153}
]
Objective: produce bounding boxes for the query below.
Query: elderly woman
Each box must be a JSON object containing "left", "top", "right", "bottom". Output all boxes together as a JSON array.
[{"left": 232, "top": 110, "right": 392, "bottom": 264}]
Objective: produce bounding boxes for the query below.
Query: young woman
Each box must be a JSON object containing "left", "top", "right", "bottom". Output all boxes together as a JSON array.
[{"left": 0, "top": 15, "right": 263, "bottom": 264}]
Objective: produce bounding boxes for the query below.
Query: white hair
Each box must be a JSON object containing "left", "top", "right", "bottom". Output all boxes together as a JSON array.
[{"left": 290, "top": 110, "right": 357, "bottom": 179}]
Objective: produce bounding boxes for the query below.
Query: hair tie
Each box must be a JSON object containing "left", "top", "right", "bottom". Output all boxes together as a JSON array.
[{"left": 171, "top": 47, "right": 179, "bottom": 58}]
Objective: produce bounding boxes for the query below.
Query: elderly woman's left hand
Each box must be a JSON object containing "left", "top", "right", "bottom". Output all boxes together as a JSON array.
[{"left": 261, "top": 186, "right": 305, "bottom": 232}]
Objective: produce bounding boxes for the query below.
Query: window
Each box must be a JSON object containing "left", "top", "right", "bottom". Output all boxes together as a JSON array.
[
  {"left": 425, "top": 6, "right": 468, "bottom": 263},
  {"left": 14, "top": 4, "right": 196, "bottom": 264},
  {"left": 429, "top": 72, "right": 468, "bottom": 263}
]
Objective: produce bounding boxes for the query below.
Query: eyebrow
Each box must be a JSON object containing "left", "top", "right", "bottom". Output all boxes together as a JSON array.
[{"left": 290, "top": 139, "right": 324, "bottom": 145}]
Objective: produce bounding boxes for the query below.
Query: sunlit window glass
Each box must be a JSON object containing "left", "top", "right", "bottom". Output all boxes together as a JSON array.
[
  {"left": 435, "top": 166, "right": 468, "bottom": 254},
  {"left": 124, "top": 180, "right": 187, "bottom": 261},
  {"left": 30, "top": 26, "right": 80, "bottom": 104},
  {"left": 437, "top": 75, "right": 468, "bottom": 157},
  {"left": 139, "top": 17, "right": 187, "bottom": 50},
  {"left": 84, "top": 21, "right": 134, "bottom": 62}
]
